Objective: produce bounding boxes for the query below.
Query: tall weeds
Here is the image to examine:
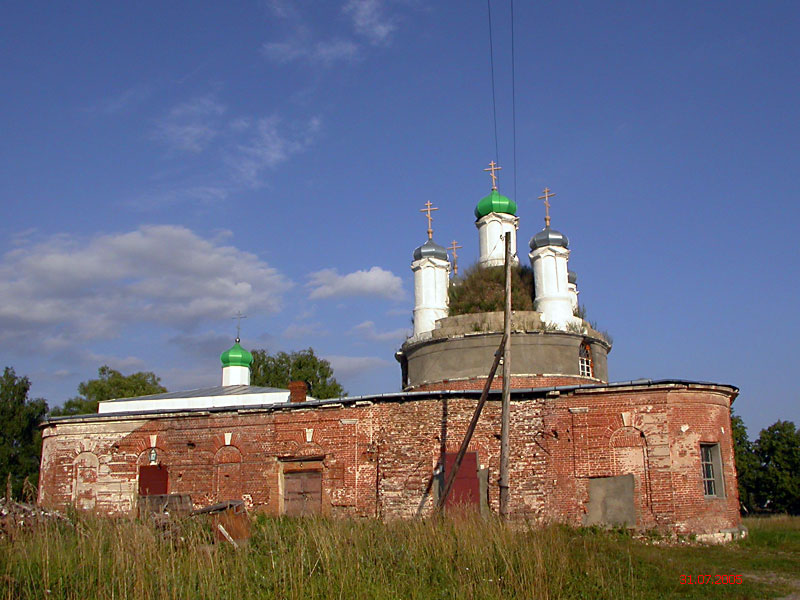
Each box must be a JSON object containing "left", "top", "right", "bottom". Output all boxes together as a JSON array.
[{"left": 1, "top": 514, "right": 796, "bottom": 599}]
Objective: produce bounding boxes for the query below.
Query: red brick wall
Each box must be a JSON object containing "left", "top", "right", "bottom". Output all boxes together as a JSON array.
[{"left": 38, "top": 384, "right": 740, "bottom": 535}]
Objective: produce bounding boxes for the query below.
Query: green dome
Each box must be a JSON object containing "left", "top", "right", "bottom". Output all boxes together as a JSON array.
[
  {"left": 474, "top": 189, "right": 517, "bottom": 219},
  {"left": 220, "top": 340, "right": 253, "bottom": 368}
]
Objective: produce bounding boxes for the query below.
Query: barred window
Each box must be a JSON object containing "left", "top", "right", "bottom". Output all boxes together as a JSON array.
[
  {"left": 700, "top": 443, "right": 724, "bottom": 498},
  {"left": 579, "top": 343, "right": 593, "bottom": 378}
]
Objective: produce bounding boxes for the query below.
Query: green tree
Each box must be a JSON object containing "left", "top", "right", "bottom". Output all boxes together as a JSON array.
[
  {"left": 250, "top": 348, "right": 344, "bottom": 399},
  {"left": 731, "top": 411, "right": 759, "bottom": 513},
  {"left": 51, "top": 366, "right": 167, "bottom": 416},
  {"left": 0, "top": 367, "right": 48, "bottom": 497},
  {"left": 753, "top": 420, "right": 800, "bottom": 515}
]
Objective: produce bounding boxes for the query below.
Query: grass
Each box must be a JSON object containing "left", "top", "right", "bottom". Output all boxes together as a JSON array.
[{"left": 1, "top": 514, "right": 798, "bottom": 599}]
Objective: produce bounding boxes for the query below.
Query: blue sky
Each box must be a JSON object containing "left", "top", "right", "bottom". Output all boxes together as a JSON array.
[{"left": 1, "top": 1, "right": 798, "bottom": 437}]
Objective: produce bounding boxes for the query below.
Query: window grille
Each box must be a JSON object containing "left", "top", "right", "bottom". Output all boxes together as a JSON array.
[
  {"left": 579, "top": 343, "right": 593, "bottom": 378},
  {"left": 700, "top": 443, "right": 724, "bottom": 497}
]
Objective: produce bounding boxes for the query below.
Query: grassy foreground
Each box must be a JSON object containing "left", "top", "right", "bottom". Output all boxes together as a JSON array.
[{"left": 1, "top": 513, "right": 798, "bottom": 599}]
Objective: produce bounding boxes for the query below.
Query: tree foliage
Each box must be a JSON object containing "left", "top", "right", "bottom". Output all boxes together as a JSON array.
[
  {"left": 449, "top": 264, "right": 535, "bottom": 316},
  {"left": 250, "top": 348, "right": 344, "bottom": 399},
  {"left": 753, "top": 420, "right": 800, "bottom": 514},
  {"left": 731, "top": 412, "right": 759, "bottom": 513},
  {"left": 51, "top": 366, "right": 167, "bottom": 417},
  {"left": 733, "top": 414, "right": 800, "bottom": 515},
  {"left": 0, "top": 367, "right": 48, "bottom": 497}
]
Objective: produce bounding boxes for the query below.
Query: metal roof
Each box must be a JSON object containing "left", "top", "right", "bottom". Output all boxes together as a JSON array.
[
  {"left": 100, "top": 384, "right": 288, "bottom": 403},
  {"left": 43, "top": 378, "right": 738, "bottom": 425},
  {"left": 413, "top": 238, "right": 448, "bottom": 261}
]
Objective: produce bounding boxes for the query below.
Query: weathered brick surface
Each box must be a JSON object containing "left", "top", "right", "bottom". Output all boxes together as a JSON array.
[
  {"left": 38, "top": 383, "right": 740, "bottom": 536},
  {"left": 412, "top": 375, "right": 597, "bottom": 392}
]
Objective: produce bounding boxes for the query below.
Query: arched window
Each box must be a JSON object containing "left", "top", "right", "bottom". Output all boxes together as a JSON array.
[{"left": 579, "top": 342, "right": 594, "bottom": 378}]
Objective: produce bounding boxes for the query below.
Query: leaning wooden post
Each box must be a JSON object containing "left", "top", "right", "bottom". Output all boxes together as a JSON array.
[
  {"left": 499, "top": 233, "right": 512, "bottom": 518},
  {"left": 437, "top": 333, "right": 507, "bottom": 511}
]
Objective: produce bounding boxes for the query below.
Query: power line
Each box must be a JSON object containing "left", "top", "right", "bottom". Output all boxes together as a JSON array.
[
  {"left": 510, "top": 0, "right": 518, "bottom": 201},
  {"left": 487, "top": 0, "right": 500, "bottom": 174}
]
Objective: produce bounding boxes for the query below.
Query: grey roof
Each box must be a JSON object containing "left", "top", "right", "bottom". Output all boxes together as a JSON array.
[
  {"left": 568, "top": 270, "right": 577, "bottom": 284},
  {"left": 530, "top": 227, "right": 569, "bottom": 250},
  {"left": 413, "top": 238, "right": 448, "bottom": 261},
  {"left": 101, "top": 384, "right": 288, "bottom": 403}
]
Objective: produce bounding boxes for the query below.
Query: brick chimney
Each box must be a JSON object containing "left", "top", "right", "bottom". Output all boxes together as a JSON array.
[{"left": 288, "top": 381, "right": 307, "bottom": 403}]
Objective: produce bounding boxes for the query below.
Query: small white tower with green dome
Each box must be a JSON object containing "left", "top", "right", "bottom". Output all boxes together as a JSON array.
[
  {"left": 411, "top": 201, "right": 450, "bottom": 338},
  {"left": 475, "top": 162, "right": 519, "bottom": 268},
  {"left": 220, "top": 337, "right": 253, "bottom": 386}
]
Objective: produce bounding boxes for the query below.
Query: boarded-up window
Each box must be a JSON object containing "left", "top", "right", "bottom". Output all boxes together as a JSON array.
[
  {"left": 283, "top": 470, "right": 322, "bottom": 516},
  {"left": 138, "top": 465, "right": 168, "bottom": 496},
  {"left": 214, "top": 446, "right": 243, "bottom": 502},
  {"left": 72, "top": 452, "right": 99, "bottom": 510},
  {"left": 583, "top": 474, "right": 635, "bottom": 527},
  {"left": 442, "top": 452, "right": 480, "bottom": 511}
]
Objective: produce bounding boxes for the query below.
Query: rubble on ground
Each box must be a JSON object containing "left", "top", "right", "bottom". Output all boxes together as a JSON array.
[{"left": 0, "top": 498, "right": 70, "bottom": 538}]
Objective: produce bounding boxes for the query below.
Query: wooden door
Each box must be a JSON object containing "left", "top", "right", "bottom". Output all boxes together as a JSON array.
[
  {"left": 283, "top": 471, "right": 322, "bottom": 516},
  {"left": 443, "top": 452, "right": 480, "bottom": 510},
  {"left": 138, "top": 465, "right": 168, "bottom": 496}
]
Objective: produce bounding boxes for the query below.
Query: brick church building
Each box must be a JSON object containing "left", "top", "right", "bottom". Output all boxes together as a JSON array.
[{"left": 37, "top": 175, "right": 743, "bottom": 540}]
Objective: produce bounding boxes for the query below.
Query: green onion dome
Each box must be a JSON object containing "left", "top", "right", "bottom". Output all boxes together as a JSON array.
[
  {"left": 474, "top": 189, "right": 517, "bottom": 219},
  {"left": 220, "top": 339, "right": 253, "bottom": 368}
]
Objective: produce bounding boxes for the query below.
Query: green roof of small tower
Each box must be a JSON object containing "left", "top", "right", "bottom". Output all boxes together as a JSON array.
[
  {"left": 220, "top": 339, "right": 253, "bottom": 368},
  {"left": 474, "top": 189, "right": 517, "bottom": 219}
]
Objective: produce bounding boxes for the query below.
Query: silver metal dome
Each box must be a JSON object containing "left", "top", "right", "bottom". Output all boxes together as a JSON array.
[
  {"left": 413, "top": 238, "right": 448, "bottom": 261},
  {"left": 530, "top": 227, "right": 569, "bottom": 250}
]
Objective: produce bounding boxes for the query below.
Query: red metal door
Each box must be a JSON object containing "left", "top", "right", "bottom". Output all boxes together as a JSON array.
[
  {"left": 138, "top": 465, "right": 168, "bottom": 495},
  {"left": 443, "top": 452, "right": 480, "bottom": 510}
]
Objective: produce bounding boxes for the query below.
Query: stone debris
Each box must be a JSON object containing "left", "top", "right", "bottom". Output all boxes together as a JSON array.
[{"left": 0, "top": 498, "right": 70, "bottom": 538}]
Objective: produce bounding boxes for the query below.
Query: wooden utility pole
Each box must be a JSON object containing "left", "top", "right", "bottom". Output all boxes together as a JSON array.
[
  {"left": 499, "top": 233, "right": 512, "bottom": 517},
  {"left": 437, "top": 334, "right": 507, "bottom": 512}
]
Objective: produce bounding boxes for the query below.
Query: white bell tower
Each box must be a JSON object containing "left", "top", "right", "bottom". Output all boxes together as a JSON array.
[
  {"left": 528, "top": 188, "right": 582, "bottom": 330},
  {"left": 474, "top": 161, "right": 519, "bottom": 268},
  {"left": 411, "top": 201, "right": 450, "bottom": 339}
]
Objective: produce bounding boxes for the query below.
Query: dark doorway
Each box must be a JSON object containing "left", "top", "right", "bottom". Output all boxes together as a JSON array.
[
  {"left": 442, "top": 452, "right": 480, "bottom": 510},
  {"left": 138, "top": 465, "right": 168, "bottom": 496},
  {"left": 283, "top": 470, "right": 322, "bottom": 516}
]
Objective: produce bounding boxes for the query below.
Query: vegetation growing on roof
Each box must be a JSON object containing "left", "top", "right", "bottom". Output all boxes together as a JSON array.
[{"left": 449, "top": 264, "right": 535, "bottom": 316}]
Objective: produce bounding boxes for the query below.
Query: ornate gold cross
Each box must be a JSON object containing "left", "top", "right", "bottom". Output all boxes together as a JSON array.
[
  {"left": 448, "top": 240, "right": 463, "bottom": 275},
  {"left": 538, "top": 187, "right": 556, "bottom": 227},
  {"left": 420, "top": 200, "right": 439, "bottom": 240},
  {"left": 484, "top": 161, "right": 502, "bottom": 190}
]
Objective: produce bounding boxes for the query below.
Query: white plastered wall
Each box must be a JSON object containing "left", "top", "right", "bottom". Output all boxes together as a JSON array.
[
  {"left": 476, "top": 213, "right": 519, "bottom": 268},
  {"left": 411, "top": 256, "right": 450, "bottom": 338},
  {"left": 530, "top": 245, "right": 582, "bottom": 330}
]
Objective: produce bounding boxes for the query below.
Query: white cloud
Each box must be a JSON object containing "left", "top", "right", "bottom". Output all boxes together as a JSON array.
[
  {"left": 282, "top": 322, "right": 328, "bottom": 339},
  {"left": 324, "top": 355, "right": 391, "bottom": 377},
  {"left": 91, "top": 84, "right": 153, "bottom": 115},
  {"left": 169, "top": 331, "right": 236, "bottom": 360},
  {"left": 262, "top": 32, "right": 359, "bottom": 66},
  {"left": 343, "top": 0, "right": 396, "bottom": 45},
  {"left": 0, "top": 225, "right": 292, "bottom": 349},
  {"left": 152, "top": 96, "right": 227, "bottom": 153},
  {"left": 351, "top": 320, "right": 408, "bottom": 343},
  {"left": 306, "top": 266, "right": 404, "bottom": 300},
  {"left": 227, "top": 115, "right": 321, "bottom": 187}
]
